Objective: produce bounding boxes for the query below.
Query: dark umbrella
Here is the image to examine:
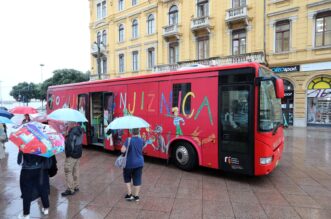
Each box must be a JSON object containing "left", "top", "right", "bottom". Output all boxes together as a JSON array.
[{"left": 0, "top": 109, "right": 13, "bottom": 119}]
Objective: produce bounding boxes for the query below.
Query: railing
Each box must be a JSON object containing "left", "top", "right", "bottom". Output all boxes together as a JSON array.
[
  {"left": 153, "top": 52, "right": 265, "bottom": 72},
  {"left": 191, "top": 16, "right": 210, "bottom": 30},
  {"left": 163, "top": 24, "right": 179, "bottom": 37},
  {"left": 226, "top": 6, "right": 248, "bottom": 22},
  {"left": 89, "top": 74, "right": 111, "bottom": 81}
]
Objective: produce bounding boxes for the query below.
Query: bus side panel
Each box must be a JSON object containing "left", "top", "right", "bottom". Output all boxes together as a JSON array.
[
  {"left": 158, "top": 76, "right": 219, "bottom": 167},
  {"left": 127, "top": 82, "right": 161, "bottom": 158},
  {"left": 197, "top": 77, "right": 219, "bottom": 168}
]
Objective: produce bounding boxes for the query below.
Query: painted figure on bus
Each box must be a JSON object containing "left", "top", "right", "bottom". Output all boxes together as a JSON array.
[
  {"left": 154, "top": 125, "right": 167, "bottom": 153},
  {"left": 172, "top": 107, "right": 185, "bottom": 137}
]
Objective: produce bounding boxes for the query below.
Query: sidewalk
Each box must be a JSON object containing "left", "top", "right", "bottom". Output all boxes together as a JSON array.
[{"left": 1, "top": 127, "right": 331, "bottom": 218}]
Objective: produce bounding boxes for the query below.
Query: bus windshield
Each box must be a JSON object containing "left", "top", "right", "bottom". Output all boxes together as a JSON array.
[{"left": 259, "top": 70, "right": 283, "bottom": 132}]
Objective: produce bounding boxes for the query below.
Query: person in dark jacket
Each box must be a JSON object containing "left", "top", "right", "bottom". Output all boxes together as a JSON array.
[
  {"left": 61, "top": 123, "right": 83, "bottom": 196},
  {"left": 17, "top": 152, "right": 50, "bottom": 219}
]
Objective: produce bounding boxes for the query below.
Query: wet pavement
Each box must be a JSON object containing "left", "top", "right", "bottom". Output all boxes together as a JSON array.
[{"left": 1, "top": 127, "right": 331, "bottom": 219}]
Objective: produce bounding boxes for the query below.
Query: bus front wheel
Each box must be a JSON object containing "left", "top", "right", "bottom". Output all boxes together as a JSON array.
[{"left": 172, "top": 142, "right": 197, "bottom": 171}]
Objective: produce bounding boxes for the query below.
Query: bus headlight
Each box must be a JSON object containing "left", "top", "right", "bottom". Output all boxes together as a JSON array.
[{"left": 260, "top": 157, "right": 273, "bottom": 165}]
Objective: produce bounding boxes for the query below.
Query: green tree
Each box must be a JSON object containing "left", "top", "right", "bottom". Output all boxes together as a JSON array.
[
  {"left": 39, "top": 69, "right": 89, "bottom": 101},
  {"left": 10, "top": 82, "right": 39, "bottom": 104}
]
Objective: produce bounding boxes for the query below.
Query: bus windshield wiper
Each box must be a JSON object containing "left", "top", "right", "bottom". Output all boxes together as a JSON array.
[{"left": 272, "top": 122, "right": 282, "bottom": 135}]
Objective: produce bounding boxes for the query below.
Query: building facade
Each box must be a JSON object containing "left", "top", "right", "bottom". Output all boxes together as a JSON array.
[{"left": 89, "top": 0, "right": 331, "bottom": 127}]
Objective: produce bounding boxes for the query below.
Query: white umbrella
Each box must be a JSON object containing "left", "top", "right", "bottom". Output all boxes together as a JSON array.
[
  {"left": 107, "top": 115, "right": 150, "bottom": 130},
  {"left": 47, "top": 108, "right": 88, "bottom": 122}
]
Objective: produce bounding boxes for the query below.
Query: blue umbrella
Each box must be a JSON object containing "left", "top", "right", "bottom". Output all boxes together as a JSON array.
[
  {"left": 0, "top": 109, "right": 13, "bottom": 119},
  {"left": 0, "top": 116, "right": 14, "bottom": 124},
  {"left": 107, "top": 115, "right": 150, "bottom": 130},
  {"left": 47, "top": 108, "right": 88, "bottom": 122}
]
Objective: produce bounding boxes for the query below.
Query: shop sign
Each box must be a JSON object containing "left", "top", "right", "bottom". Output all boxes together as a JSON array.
[
  {"left": 301, "top": 61, "right": 331, "bottom": 72},
  {"left": 284, "top": 91, "right": 293, "bottom": 97},
  {"left": 307, "top": 89, "right": 331, "bottom": 98},
  {"left": 271, "top": 66, "right": 300, "bottom": 73}
]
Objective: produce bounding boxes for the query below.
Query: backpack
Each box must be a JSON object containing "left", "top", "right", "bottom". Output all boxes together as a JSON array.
[
  {"left": 48, "top": 156, "right": 58, "bottom": 177},
  {"left": 70, "top": 133, "right": 83, "bottom": 159}
]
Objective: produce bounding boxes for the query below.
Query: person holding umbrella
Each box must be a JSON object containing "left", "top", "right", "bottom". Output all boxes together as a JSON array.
[
  {"left": 17, "top": 152, "right": 50, "bottom": 219},
  {"left": 61, "top": 122, "right": 83, "bottom": 196},
  {"left": 121, "top": 128, "right": 145, "bottom": 202},
  {"left": 0, "top": 116, "right": 13, "bottom": 160},
  {"left": 0, "top": 123, "right": 7, "bottom": 159},
  {"left": 22, "top": 114, "right": 31, "bottom": 124}
]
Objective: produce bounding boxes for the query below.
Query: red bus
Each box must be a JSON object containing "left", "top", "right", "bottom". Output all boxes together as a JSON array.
[{"left": 47, "top": 63, "right": 284, "bottom": 175}]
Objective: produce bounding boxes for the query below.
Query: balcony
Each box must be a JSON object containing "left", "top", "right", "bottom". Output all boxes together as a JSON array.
[
  {"left": 162, "top": 24, "right": 180, "bottom": 41},
  {"left": 191, "top": 16, "right": 211, "bottom": 33},
  {"left": 89, "top": 74, "right": 110, "bottom": 81},
  {"left": 153, "top": 52, "right": 265, "bottom": 72},
  {"left": 90, "top": 43, "right": 107, "bottom": 57},
  {"left": 225, "top": 6, "right": 249, "bottom": 26}
]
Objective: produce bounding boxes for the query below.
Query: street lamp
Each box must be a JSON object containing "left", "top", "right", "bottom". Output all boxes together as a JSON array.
[
  {"left": 93, "top": 41, "right": 104, "bottom": 80},
  {"left": 40, "top": 64, "right": 45, "bottom": 82}
]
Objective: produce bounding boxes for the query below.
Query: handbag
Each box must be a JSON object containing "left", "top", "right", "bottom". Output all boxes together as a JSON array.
[{"left": 115, "top": 138, "right": 131, "bottom": 168}]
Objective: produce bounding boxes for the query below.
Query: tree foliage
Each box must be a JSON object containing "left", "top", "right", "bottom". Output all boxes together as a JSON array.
[
  {"left": 10, "top": 69, "right": 89, "bottom": 101},
  {"left": 10, "top": 82, "right": 39, "bottom": 103},
  {"left": 40, "top": 69, "right": 89, "bottom": 101}
]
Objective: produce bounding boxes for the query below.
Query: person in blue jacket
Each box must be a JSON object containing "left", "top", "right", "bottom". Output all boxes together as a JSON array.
[{"left": 121, "top": 128, "right": 145, "bottom": 202}]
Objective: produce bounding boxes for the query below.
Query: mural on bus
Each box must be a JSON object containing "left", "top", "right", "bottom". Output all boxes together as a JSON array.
[{"left": 48, "top": 85, "right": 216, "bottom": 153}]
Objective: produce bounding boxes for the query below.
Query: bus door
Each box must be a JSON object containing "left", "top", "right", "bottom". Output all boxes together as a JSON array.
[
  {"left": 90, "top": 92, "right": 105, "bottom": 146},
  {"left": 77, "top": 94, "right": 89, "bottom": 145},
  {"left": 219, "top": 84, "right": 254, "bottom": 175},
  {"left": 103, "top": 92, "right": 115, "bottom": 150}
]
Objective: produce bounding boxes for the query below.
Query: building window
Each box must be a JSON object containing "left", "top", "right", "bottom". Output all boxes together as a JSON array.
[
  {"left": 148, "top": 47, "right": 155, "bottom": 69},
  {"left": 169, "top": 5, "right": 178, "bottom": 25},
  {"left": 97, "top": 32, "right": 101, "bottom": 44},
  {"left": 147, "top": 14, "right": 155, "bottom": 35},
  {"left": 97, "top": 1, "right": 107, "bottom": 19},
  {"left": 102, "top": 58, "right": 107, "bottom": 74},
  {"left": 119, "top": 24, "right": 124, "bottom": 42},
  {"left": 307, "top": 76, "right": 331, "bottom": 125},
  {"left": 197, "top": 36, "right": 209, "bottom": 59},
  {"left": 232, "top": 29, "right": 246, "bottom": 55},
  {"left": 132, "top": 19, "right": 138, "bottom": 39},
  {"left": 119, "top": 54, "right": 125, "bottom": 73},
  {"left": 102, "top": 1, "right": 107, "bottom": 17},
  {"left": 118, "top": 0, "right": 124, "bottom": 11},
  {"left": 169, "top": 42, "right": 179, "bottom": 64},
  {"left": 132, "top": 0, "right": 137, "bottom": 6},
  {"left": 132, "top": 51, "right": 139, "bottom": 71},
  {"left": 102, "top": 30, "right": 107, "bottom": 45},
  {"left": 97, "top": 58, "right": 102, "bottom": 75},
  {"left": 197, "top": 0, "right": 208, "bottom": 17},
  {"left": 275, "top": 20, "right": 290, "bottom": 52},
  {"left": 232, "top": 0, "right": 246, "bottom": 8},
  {"left": 315, "top": 11, "right": 331, "bottom": 47}
]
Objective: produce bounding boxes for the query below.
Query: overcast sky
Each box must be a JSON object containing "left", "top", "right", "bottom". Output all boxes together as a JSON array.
[{"left": 0, "top": 0, "right": 91, "bottom": 101}]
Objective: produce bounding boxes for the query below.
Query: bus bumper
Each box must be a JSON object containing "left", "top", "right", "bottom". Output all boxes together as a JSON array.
[{"left": 255, "top": 142, "right": 284, "bottom": 176}]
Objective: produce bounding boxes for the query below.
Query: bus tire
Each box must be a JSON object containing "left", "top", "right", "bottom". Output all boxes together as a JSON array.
[{"left": 172, "top": 141, "right": 197, "bottom": 171}]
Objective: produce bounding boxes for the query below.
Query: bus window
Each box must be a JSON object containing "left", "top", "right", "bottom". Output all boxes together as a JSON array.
[{"left": 172, "top": 83, "right": 191, "bottom": 114}]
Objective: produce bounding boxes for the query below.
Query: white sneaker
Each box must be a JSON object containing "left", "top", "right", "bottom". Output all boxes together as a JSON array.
[
  {"left": 17, "top": 213, "right": 30, "bottom": 219},
  {"left": 42, "top": 207, "right": 49, "bottom": 215}
]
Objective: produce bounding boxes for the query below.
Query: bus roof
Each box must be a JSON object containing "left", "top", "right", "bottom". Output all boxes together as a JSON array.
[{"left": 48, "top": 62, "right": 261, "bottom": 91}]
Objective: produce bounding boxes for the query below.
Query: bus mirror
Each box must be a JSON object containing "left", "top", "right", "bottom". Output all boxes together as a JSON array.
[{"left": 274, "top": 78, "right": 284, "bottom": 98}]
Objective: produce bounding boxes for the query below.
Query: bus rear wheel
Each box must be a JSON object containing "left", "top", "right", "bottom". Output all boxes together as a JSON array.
[{"left": 172, "top": 141, "right": 197, "bottom": 171}]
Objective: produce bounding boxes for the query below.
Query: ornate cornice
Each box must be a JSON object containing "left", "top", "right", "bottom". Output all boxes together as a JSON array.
[{"left": 267, "top": 7, "right": 300, "bottom": 17}]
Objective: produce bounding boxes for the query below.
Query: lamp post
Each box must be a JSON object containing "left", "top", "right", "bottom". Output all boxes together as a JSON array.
[
  {"left": 40, "top": 64, "right": 45, "bottom": 82},
  {"left": 93, "top": 41, "right": 104, "bottom": 80}
]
